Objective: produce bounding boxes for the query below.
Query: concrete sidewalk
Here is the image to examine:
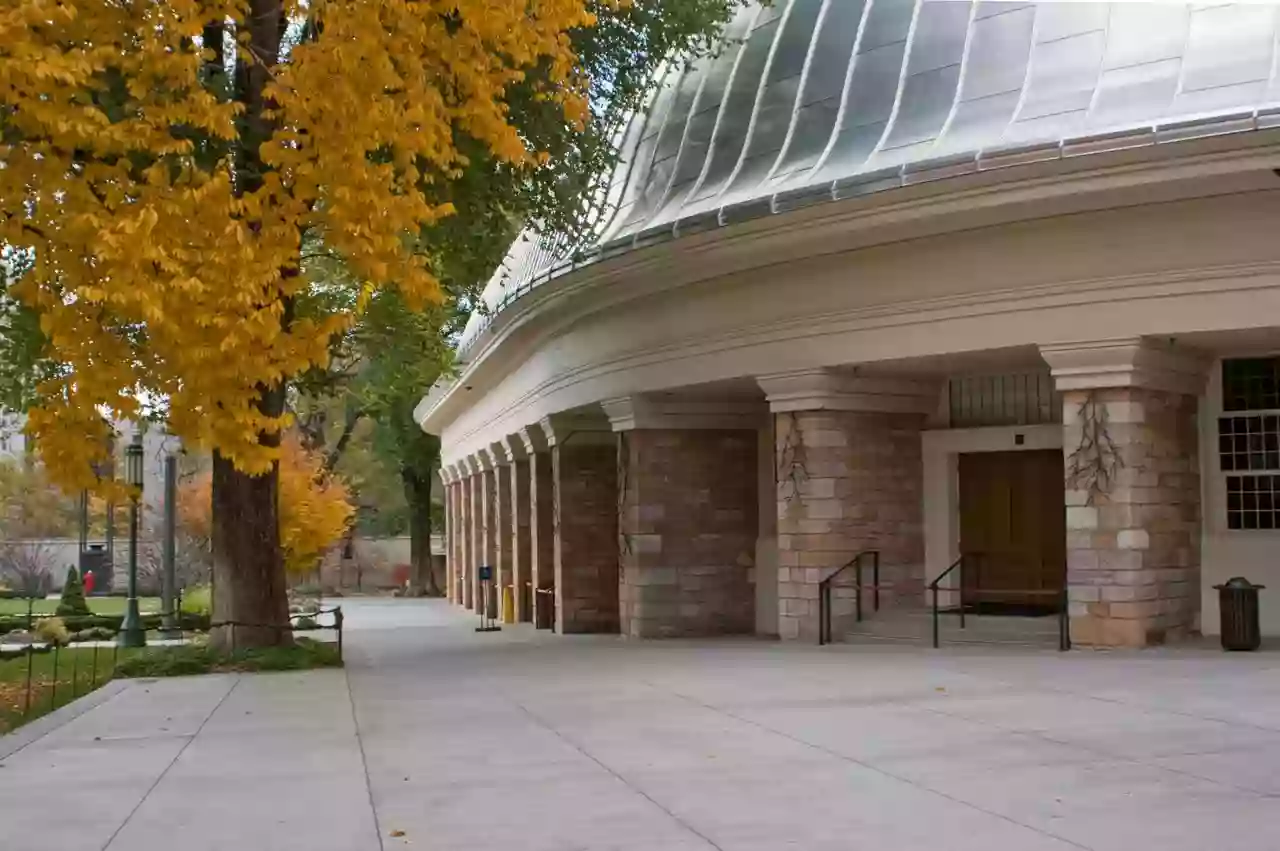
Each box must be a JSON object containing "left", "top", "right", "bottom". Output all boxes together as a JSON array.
[
  {"left": 0, "top": 670, "right": 378, "bottom": 851},
  {"left": 3, "top": 599, "right": 1280, "bottom": 851}
]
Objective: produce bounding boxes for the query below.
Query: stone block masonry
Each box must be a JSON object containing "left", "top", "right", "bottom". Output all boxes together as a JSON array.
[
  {"left": 775, "top": 411, "right": 926, "bottom": 642},
  {"left": 618, "top": 430, "right": 758, "bottom": 638},
  {"left": 553, "top": 441, "right": 620, "bottom": 634},
  {"left": 510, "top": 458, "right": 532, "bottom": 622},
  {"left": 530, "top": 450, "right": 556, "bottom": 627},
  {"left": 1063, "top": 387, "right": 1200, "bottom": 647}
]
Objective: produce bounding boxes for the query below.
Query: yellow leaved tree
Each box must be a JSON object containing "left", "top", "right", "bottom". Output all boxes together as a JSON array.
[
  {"left": 1, "top": 0, "right": 593, "bottom": 646},
  {"left": 180, "top": 435, "right": 353, "bottom": 577}
]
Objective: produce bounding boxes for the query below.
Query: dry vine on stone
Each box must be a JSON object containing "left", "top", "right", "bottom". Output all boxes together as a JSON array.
[
  {"left": 776, "top": 412, "right": 810, "bottom": 504},
  {"left": 1065, "top": 392, "right": 1123, "bottom": 505}
]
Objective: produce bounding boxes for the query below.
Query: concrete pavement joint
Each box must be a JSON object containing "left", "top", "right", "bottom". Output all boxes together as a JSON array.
[
  {"left": 100, "top": 675, "right": 242, "bottom": 851},
  {"left": 0, "top": 679, "right": 131, "bottom": 762},
  {"left": 915, "top": 699, "right": 1280, "bottom": 800},
  {"left": 507, "top": 694, "right": 728, "bottom": 851},
  {"left": 344, "top": 666, "right": 387, "bottom": 851},
  {"left": 658, "top": 682, "right": 1097, "bottom": 851}
]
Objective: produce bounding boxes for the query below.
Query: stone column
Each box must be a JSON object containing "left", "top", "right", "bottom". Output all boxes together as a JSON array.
[
  {"left": 460, "top": 464, "right": 476, "bottom": 610},
  {"left": 1043, "top": 339, "right": 1206, "bottom": 647},
  {"left": 478, "top": 455, "right": 499, "bottom": 618},
  {"left": 505, "top": 435, "right": 533, "bottom": 623},
  {"left": 468, "top": 459, "right": 484, "bottom": 613},
  {"left": 441, "top": 469, "right": 455, "bottom": 604},
  {"left": 543, "top": 413, "right": 619, "bottom": 634},
  {"left": 758, "top": 370, "right": 935, "bottom": 642},
  {"left": 604, "top": 396, "right": 763, "bottom": 638},
  {"left": 452, "top": 474, "right": 465, "bottom": 605},
  {"left": 521, "top": 425, "right": 555, "bottom": 628},
  {"left": 483, "top": 444, "right": 513, "bottom": 621}
]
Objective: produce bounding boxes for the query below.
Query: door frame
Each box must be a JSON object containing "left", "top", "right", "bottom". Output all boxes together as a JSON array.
[{"left": 922, "top": 425, "right": 1063, "bottom": 607}]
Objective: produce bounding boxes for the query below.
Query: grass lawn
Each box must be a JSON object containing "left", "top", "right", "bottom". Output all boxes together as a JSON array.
[
  {"left": 0, "top": 597, "right": 163, "bottom": 617},
  {"left": 0, "top": 645, "right": 143, "bottom": 734}
]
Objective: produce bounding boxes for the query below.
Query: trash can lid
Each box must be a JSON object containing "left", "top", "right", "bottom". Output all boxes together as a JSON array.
[{"left": 1214, "top": 577, "right": 1266, "bottom": 590}]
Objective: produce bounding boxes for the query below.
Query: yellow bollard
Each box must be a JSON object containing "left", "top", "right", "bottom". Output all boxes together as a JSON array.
[{"left": 502, "top": 585, "right": 516, "bottom": 624}]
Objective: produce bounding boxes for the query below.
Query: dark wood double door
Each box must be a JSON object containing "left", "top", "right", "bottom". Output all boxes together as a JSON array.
[{"left": 958, "top": 450, "right": 1066, "bottom": 612}]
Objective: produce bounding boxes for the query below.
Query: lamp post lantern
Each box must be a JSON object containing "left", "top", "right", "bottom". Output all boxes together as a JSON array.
[{"left": 118, "top": 432, "right": 147, "bottom": 648}]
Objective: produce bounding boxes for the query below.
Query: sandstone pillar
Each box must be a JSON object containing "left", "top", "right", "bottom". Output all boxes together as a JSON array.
[
  {"left": 504, "top": 435, "right": 533, "bottom": 623},
  {"left": 543, "top": 413, "right": 619, "bottom": 634},
  {"left": 478, "top": 456, "right": 499, "bottom": 619},
  {"left": 758, "top": 370, "right": 935, "bottom": 642},
  {"left": 482, "top": 445, "right": 513, "bottom": 621},
  {"left": 462, "top": 462, "right": 477, "bottom": 611},
  {"left": 521, "top": 425, "right": 556, "bottom": 629},
  {"left": 470, "top": 459, "right": 487, "bottom": 613},
  {"left": 604, "top": 396, "right": 762, "bottom": 638},
  {"left": 442, "top": 470, "right": 455, "bottom": 604},
  {"left": 1043, "top": 339, "right": 1206, "bottom": 647}
]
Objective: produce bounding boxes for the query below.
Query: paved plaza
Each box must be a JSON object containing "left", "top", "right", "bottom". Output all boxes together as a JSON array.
[{"left": 2, "top": 599, "right": 1279, "bottom": 850}]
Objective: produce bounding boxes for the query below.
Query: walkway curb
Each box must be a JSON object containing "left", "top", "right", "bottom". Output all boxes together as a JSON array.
[{"left": 0, "top": 678, "right": 132, "bottom": 761}]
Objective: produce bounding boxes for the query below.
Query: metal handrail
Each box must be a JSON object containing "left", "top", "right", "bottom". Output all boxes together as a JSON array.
[
  {"left": 817, "top": 550, "right": 880, "bottom": 646},
  {"left": 928, "top": 555, "right": 1070, "bottom": 651}
]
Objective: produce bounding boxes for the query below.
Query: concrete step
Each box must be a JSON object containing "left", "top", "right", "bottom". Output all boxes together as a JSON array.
[{"left": 840, "top": 608, "right": 1065, "bottom": 647}]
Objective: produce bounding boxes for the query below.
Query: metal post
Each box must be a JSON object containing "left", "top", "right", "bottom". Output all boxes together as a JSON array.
[
  {"left": 872, "top": 552, "right": 880, "bottom": 613},
  {"left": 1059, "top": 588, "right": 1071, "bottom": 652},
  {"left": 931, "top": 584, "right": 939, "bottom": 649},
  {"left": 159, "top": 455, "right": 181, "bottom": 639},
  {"left": 49, "top": 644, "right": 59, "bottom": 711},
  {"left": 70, "top": 645, "right": 79, "bottom": 699},
  {"left": 958, "top": 555, "right": 966, "bottom": 631},
  {"left": 118, "top": 434, "right": 145, "bottom": 648},
  {"left": 23, "top": 647, "right": 34, "bottom": 717},
  {"left": 819, "top": 585, "right": 829, "bottom": 645},
  {"left": 854, "top": 567, "right": 862, "bottom": 624}
]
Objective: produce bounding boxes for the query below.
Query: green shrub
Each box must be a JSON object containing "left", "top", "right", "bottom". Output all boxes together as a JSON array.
[
  {"left": 34, "top": 616, "right": 69, "bottom": 645},
  {"left": 115, "top": 638, "right": 341, "bottom": 678},
  {"left": 180, "top": 585, "right": 211, "bottom": 616},
  {"left": 55, "top": 568, "right": 91, "bottom": 617}
]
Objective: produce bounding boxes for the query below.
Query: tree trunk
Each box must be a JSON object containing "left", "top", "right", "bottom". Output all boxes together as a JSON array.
[
  {"left": 207, "top": 0, "right": 291, "bottom": 652},
  {"left": 211, "top": 450, "right": 291, "bottom": 649},
  {"left": 403, "top": 468, "right": 441, "bottom": 597}
]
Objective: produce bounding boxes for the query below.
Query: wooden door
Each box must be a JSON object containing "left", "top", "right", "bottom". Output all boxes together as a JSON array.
[{"left": 958, "top": 450, "right": 1066, "bottom": 609}]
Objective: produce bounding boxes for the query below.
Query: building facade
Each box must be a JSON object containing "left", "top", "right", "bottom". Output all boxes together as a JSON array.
[{"left": 419, "top": 0, "right": 1280, "bottom": 646}]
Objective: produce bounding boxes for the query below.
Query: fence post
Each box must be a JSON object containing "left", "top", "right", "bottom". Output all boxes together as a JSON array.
[
  {"left": 71, "top": 646, "right": 80, "bottom": 699},
  {"left": 23, "top": 646, "right": 34, "bottom": 718},
  {"left": 49, "top": 644, "right": 60, "bottom": 712},
  {"left": 335, "top": 607, "right": 344, "bottom": 660}
]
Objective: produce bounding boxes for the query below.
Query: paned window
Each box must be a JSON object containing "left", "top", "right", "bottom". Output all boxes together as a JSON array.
[{"left": 1220, "top": 358, "right": 1280, "bottom": 530}]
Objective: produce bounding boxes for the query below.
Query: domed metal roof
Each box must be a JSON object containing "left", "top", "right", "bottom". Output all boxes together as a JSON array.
[{"left": 462, "top": 0, "right": 1280, "bottom": 353}]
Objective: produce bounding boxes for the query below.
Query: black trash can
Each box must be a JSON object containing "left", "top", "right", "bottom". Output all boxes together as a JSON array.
[{"left": 1215, "top": 577, "right": 1264, "bottom": 651}]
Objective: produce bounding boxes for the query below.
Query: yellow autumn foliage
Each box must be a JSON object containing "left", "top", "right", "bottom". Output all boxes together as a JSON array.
[
  {"left": 179, "top": 435, "right": 354, "bottom": 575},
  {"left": 0, "top": 0, "right": 594, "bottom": 492}
]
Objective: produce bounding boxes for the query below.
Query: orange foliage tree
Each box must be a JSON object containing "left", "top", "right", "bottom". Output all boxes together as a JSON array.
[
  {"left": 1, "top": 0, "right": 593, "bottom": 646},
  {"left": 180, "top": 436, "right": 353, "bottom": 577}
]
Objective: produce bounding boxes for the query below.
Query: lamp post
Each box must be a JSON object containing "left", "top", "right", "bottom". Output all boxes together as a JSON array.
[{"left": 117, "top": 432, "right": 146, "bottom": 648}]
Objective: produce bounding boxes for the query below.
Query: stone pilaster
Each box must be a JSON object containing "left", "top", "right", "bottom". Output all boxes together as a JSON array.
[
  {"left": 463, "top": 464, "right": 478, "bottom": 611},
  {"left": 544, "top": 413, "right": 619, "bottom": 634},
  {"left": 441, "top": 470, "right": 455, "bottom": 604},
  {"left": 483, "top": 444, "right": 513, "bottom": 620},
  {"left": 605, "top": 396, "right": 762, "bottom": 638},
  {"left": 478, "top": 456, "right": 499, "bottom": 618},
  {"left": 505, "top": 435, "right": 533, "bottom": 623},
  {"left": 522, "top": 425, "right": 555, "bottom": 629},
  {"left": 759, "top": 370, "right": 934, "bottom": 642},
  {"left": 1044, "top": 339, "right": 1206, "bottom": 647}
]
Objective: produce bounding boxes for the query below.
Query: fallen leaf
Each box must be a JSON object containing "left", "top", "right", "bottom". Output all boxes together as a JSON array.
[{"left": 390, "top": 830, "right": 406, "bottom": 838}]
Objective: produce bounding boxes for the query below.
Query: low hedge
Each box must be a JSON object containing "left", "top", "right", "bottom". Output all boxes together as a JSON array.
[
  {"left": 0, "top": 611, "right": 211, "bottom": 635},
  {"left": 115, "top": 638, "right": 342, "bottom": 677}
]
